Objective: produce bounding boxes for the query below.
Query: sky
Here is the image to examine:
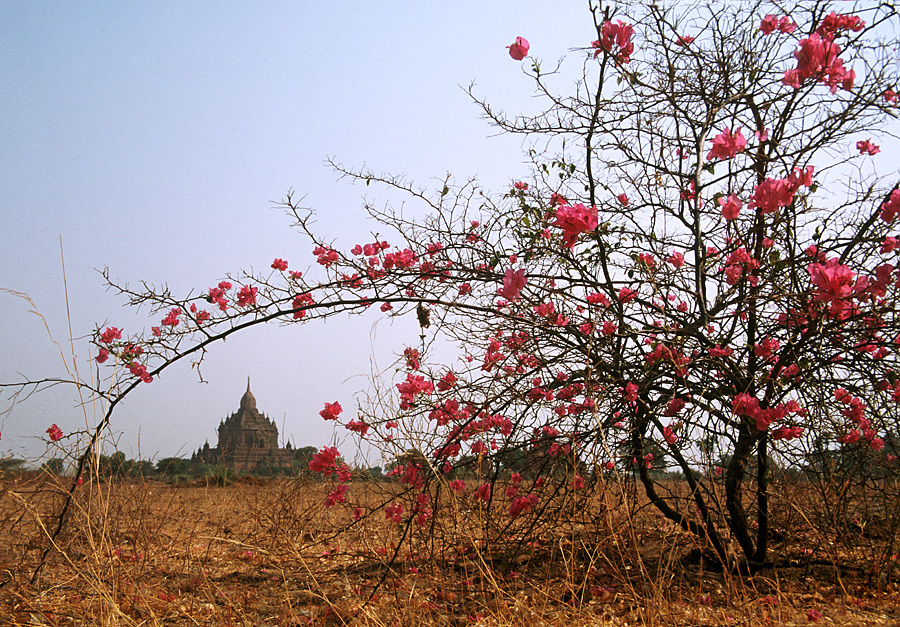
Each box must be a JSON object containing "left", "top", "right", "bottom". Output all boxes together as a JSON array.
[{"left": 0, "top": 1, "right": 598, "bottom": 465}]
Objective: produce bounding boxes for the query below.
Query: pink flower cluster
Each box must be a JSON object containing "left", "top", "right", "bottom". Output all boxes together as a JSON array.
[
  {"left": 312, "top": 245, "right": 339, "bottom": 267},
  {"left": 291, "top": 292, "right": 314, "bottom": 319},
  {"left": 498, "top": 268, "right": 527, "bottom": 301},
  {"left": 760, "top": 14, "right": 797, "bottom": 35},
  {"left": 235, "top": 285, "right": 257, "bottom": 308},
  {"left": 782, "top": 33, "right": 855, "bottom": 93},
  {"left": 856, "top": 139, "right": 880, "bottom": 156},
  {"left": 46, "top": 424, "right": 63, "bottom": 442},
  {"left": 593, "top": 20, "right": 635, "bottom": 64},
  {"left": 706, "top": 127, "right": 747, "bottom": 161},
  {"left": 320, "top": 401, "right": 342, "bottom": 421},
  {"left": 808, "top": 257, "right": 858, "bottom": 316},
  {"left": 553, "top": 203, "right": 599, "bottom": 248},
  {"left": 880, "top": 190, "right": 900, "bottom": 223},
  {"left": 507, "top": 37, "right": 529, "bottom": 61},
  {"left": 719, "top": 194, "right": 742, "bottom": 220},
  {"left": 724, "top": 247, "right": 759, "bottom": 286},
  {"left": 835, "top": 388, "right": 883, "bottom": 450},
  {"left": 732, "top": 394, "right": 805, "bottom": 432},
  {"left": 206, "top": 281, "right": 232, "bottom": 311},
  {"left": 397, "top": 373, "right": 434, "bottom": 410},
  {"left": 749, "top": 167, "right": 814, "bottom": 215}
]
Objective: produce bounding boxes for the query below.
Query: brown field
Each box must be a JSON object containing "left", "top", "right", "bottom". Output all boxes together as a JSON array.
[{"left": 1, "top": 473, "right": 899, "bottom": 626}]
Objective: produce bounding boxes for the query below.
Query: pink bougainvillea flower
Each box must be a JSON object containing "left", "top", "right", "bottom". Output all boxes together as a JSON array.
[
  {"left": 292, "top": 292, "right": 314, "bottom": 319},
  {"left": 666, "top": 251, "right": 685, "bottom": 268},
  {"left": 235, "top": 285, "right": 257, "bottom": 307},
  {"left": 513, "top": 181, "right": 528, "bottom": 190},
  {"left": 881, "top": 236, "right": 898, "bottom": 254},
  {"left": 808, "top": 256, "right": 856, "bottom": 304},
  {"left": 46, "top": 424, "right": 63, "bottom": 442},
  {"left": 719, "top": 194, "right": 743, "bottom": 220},
  {"left": 552, "top": 203, "right": 598, "bottom": 248},
  {"left": 817, "top": 11, "right": 865, "bottom": 40},
  {"left": 319, "top": 401, "right": 343, "bottom": 421},
  {"left": 507, "top": 36, "right": 530, "bottom": 60},
  {"left": 856, "top": 139, "right": 880, "bottom": 155},
  {"left": 271, "top": 258, "right": 288, "bottom": 271},
  {"left": 881, "top": 190, "right": 900, "bottom": 223},
  {"left": 676, "top": 35, "right": 694, "bottom": 46},
  {"left": 595, "top": 20, "right": 635, "bottom": 63},
  {"left": 95, "top": 348, "right": 110, "bottom": 364},
  {"left": 346, "top": 420, "right": 370, "bottom": 436},
  {"left": 309, "top": 446, "right": 340, "bottom": 473},
  {"left": 760, "top": 15, "right": 797, "bottom": 35},
  {"left": 617, "top": 192, "right": 629, "bottom": 206},
  {"left": 499, "top": 268, "right": 527, "bottom": 301},
  {"left": 100, "top": 326, "right": 122, "bottom": 344},
  {"left": 706, "top": 127, "right": 747, "bottom": 161}
]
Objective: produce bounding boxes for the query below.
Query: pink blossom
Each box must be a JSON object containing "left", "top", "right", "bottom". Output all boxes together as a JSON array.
[
  {"left": 719, "top": 194, "right": 742, "bottom": 220},
  {"left": 236, "top": 285, "right": 257, "bottom": 307},
  {"left": 514, "top": 181, "right": 528, "bottom": 190},
  {"left": 95, "top": 349, "right": 110, "bottom": 364},
  {"left": 346, "top": 420, "right": 370, "bottom": 436},
  {"left": 885, "top": 89, "right": 899, "bottom": 104},
  {"left": 750, "top": 178, "right": 795, "bottom": 214},
  {"left": 292, "top": 292, "right": 314, "bottom": 319},
  {"left": 618, "top": 287, "right": 637, "bottom": 303},
  {"left": 309, "top": 446, "right": 340, "bottom": 473},
  {"left": 552, "top": 203, "right": 598, "bottom": 248},
  {"left": 507, "top": 37, "right": 530, "bottom": 61},
  {"left": 385, "top": 503, "right": 403, "bottom": 523},
  {"left": 617, "top": 193, "right": 629, "bottom": 206},
  {"left": 664, "top": 398, "right": 686, "bottom": 416},
  {"left": 499, "top": 268, "right": 527, "bottom": 301},
  {"left": 271, "top": 258, "right": 288, "bottom": 271},
  {"left": 509, "top": 493, "right": 539, "bottom": 518},
  {"left": 667, "top": 252, "right": 685, "bottom": 268},
  {"left": 46, "top": 424, "right": 63, "bottom": 442},
  {"left": 473, "top": 482, "right": 491, "bottom": 502},
  {"left": 772, "top": 426, "right": 803, "bottom": 440},
  {"left": 857, "top": 139, "right": 880, "bottom": 155},
  {"left": 601, "top": 321, "right": 617, "bottom": 336},
  {"left": 881, "top": 237, "right": 898, "bottom": 254},
  {"left": 320, "top": 401, "right": 343, "bottom": 421},
  {"left": 817, "top": 12, "right": 865, "bottom": 40},
  {"left": 808, "top": 257, "right": 856, "bottom": 305},
  {"left": 761, "top": 15, "right": 797, "bottom": 35},
  {"left": 100, "top": 327, "right": 122, "bottom": 344},
  {"left": 881, "top": 190, "right": 900, "bottom": 223},
  {"left": 595, "top": 20, "right": 635, "bottom": 64},
  {"left": 676, "top": 35, "right": 694, "bottom": 46},
  {"left": 706, "top": 127, "right": 747, "bottom": 161}
]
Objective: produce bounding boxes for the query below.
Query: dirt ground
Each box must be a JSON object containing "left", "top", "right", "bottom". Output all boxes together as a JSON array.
[{"left": 1, "top": 473, "right": 899, "bottom": 626}]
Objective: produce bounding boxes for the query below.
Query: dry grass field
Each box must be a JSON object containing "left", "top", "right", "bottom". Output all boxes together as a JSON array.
[{"left": 1, "top": 472, "right": 899, "bottom": 626}]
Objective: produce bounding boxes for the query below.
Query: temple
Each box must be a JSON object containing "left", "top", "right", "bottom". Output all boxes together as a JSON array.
[{"left": 191, "top": 378, "right": 296, "bottom": 472}]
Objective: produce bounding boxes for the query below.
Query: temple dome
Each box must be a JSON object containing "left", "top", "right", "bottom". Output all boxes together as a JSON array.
[{"left": 240, "top": 378, "right": 257, "bottom": 411}]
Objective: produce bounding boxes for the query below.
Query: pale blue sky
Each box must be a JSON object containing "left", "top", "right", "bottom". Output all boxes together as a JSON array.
[{"left": 0, "top": 2, "right": 597, "bottom": 463}]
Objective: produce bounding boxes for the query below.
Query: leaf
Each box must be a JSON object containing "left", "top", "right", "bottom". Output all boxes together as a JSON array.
[{"left": 441, "top": 185, "right": 449, "bottom": 197}]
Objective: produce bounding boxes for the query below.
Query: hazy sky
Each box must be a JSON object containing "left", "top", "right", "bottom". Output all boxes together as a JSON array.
[{"left": 1, "top": 2, "right": 599, "bottom": 464}]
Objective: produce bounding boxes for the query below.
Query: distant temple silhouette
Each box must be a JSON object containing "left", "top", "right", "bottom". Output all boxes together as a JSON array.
[{"left": 191, "top": 378, "right": 296, "bottom": 472}]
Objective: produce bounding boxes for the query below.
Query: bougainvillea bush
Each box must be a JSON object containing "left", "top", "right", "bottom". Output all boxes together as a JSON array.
[{"left": 28, "top": 1, "right": 900, "bottom": 572}]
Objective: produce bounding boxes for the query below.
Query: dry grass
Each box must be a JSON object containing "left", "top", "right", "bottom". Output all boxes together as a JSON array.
[{"left": 1, "top": 472, "right": 899, "bottom": 626}]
